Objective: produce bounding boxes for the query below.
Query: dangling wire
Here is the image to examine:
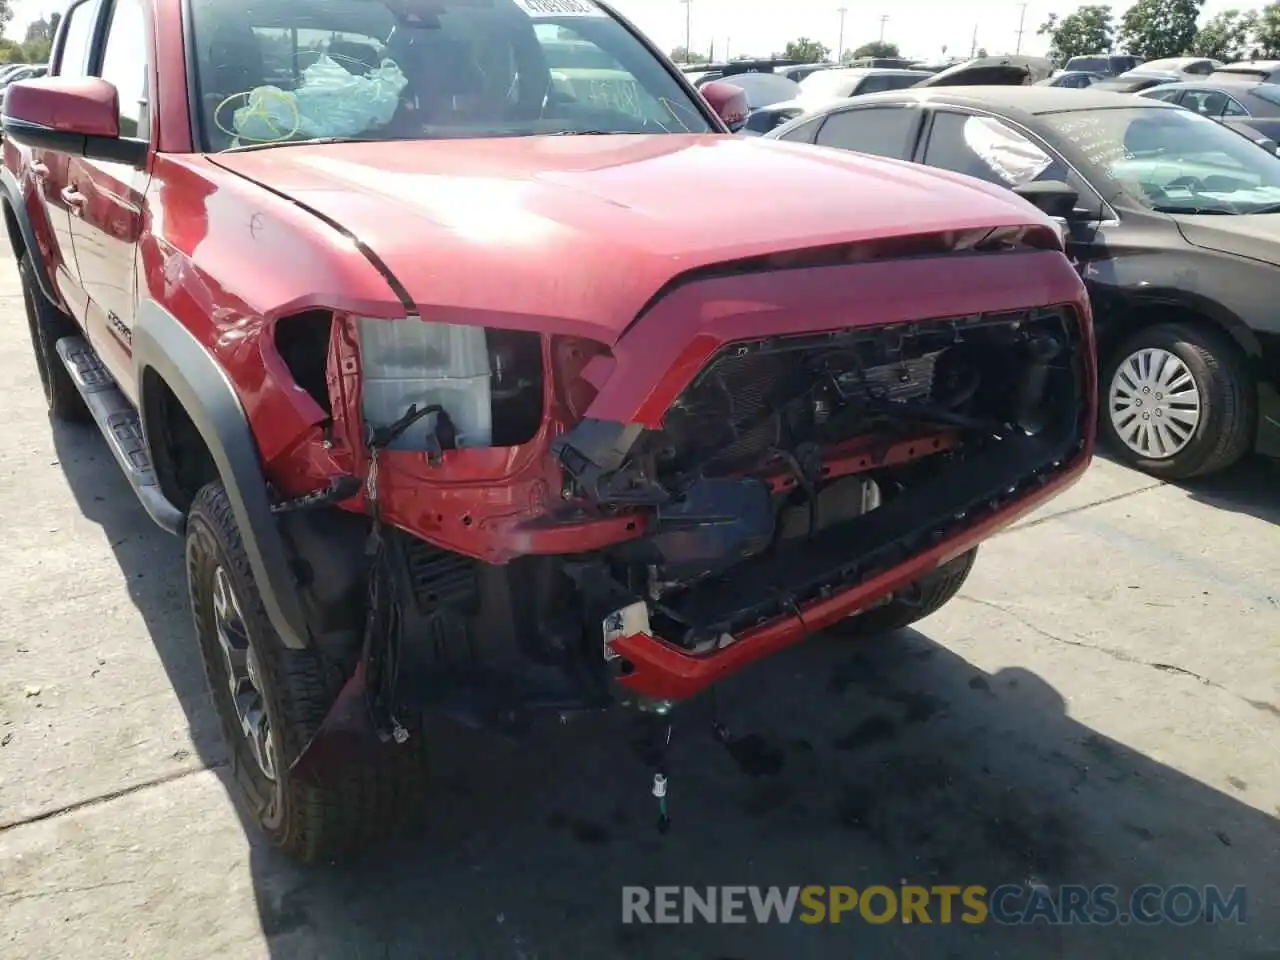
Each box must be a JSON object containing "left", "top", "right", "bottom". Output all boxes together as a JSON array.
[{"left": 360, "top": 404, "right": 447, "bottom": 744}]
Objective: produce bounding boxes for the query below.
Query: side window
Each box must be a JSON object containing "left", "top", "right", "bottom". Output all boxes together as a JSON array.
[
  {"left": 55, "top": 0, "right": 102, "bottom": 78},
  {"left": 921, "top": 110, "right": 1103, "bottom": 218},
  {"left": 1182, "top": 89, "right": 1228, "bottom": 117},
  {"left": 1222, "top": 96, "right": 1250, "bottom": 117},
  {"left": 98, "top": 0, "right": 150, "bottom": 140},
  {"left": 776, "top": 115, "right": 824, "bottom": 144},
  {"left": 1145, "top": 88, "right": 1183, "bottom": 103},
  {"left": 923, "top": 111, "right": 1068, "bottom": 186},
  {"left": 814, "top": 107, "right": 918, "bottom": 159}
]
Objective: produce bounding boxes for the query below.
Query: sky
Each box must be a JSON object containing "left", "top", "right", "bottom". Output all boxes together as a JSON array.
[
  {"left": 606, "top": 0, "right": 1249, "bottom": 62},
  {"left": 3, "top": 0, "right": 1254, "bottom": 60}
]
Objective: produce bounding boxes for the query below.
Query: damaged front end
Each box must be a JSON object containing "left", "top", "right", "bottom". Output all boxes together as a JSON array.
[
  {"left": 272, "top": 232, "right": 1095, "bottom": 780},
  {"left": 555, "top": 305, "right": 1091, "bottom": 700}
]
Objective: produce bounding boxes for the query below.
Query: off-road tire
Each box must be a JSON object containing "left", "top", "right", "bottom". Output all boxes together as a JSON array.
[
  {"left": 1100, "top": 322, "right": 1255, "bottom": 480},
  {"left": 187, "top": 480, "right": 429, "bottom": 862},
  {"left": 829, "top": 548, "right": 978, "bottom": 639},
  {"left": 18, "top": 252, "right": 88, "bottom": 423}
]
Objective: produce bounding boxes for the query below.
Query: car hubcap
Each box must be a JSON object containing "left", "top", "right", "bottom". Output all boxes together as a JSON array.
[
  {"left": 212, "top": 566, "right": 277, "bottom": 782},
  {"left": 1109, "top": 347, "right": 1202, "bottom": 459}
]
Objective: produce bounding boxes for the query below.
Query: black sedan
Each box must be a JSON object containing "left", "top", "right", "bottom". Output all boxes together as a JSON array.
[
  {"left": 1139, "top": 77, "right": 1280, "bottom": 144},
  {"left": 766, "top": 86, "right": 1280, "bottom": 479}
]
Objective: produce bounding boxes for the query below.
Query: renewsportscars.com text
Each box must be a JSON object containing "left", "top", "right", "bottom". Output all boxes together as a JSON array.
[{"left": 621, "top": 884, "right": 1248, "bottom": 926}]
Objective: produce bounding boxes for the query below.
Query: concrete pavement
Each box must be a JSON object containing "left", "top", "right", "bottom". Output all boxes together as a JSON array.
[{"left": 1, "top": 250, "right": 1277, "bottom": 959}]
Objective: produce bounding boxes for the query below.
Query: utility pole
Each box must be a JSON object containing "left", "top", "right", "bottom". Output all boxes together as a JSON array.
[
  {"left": 837, "top": 6, "right": 848, "bottom": 62},
  {"left": 970, "top": 23, "right": 978, "bottom": 58},
  {"left": 1015, "top": 2, "right": 1029, "bottom": 54},
  {"left": 879, "top": 15, "right": 889, "bottom": 43},
  {"left": 680, "top": 0, "right": 692, "bottom": 61}
]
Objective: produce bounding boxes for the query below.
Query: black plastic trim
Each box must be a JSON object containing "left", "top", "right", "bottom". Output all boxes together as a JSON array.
[
  {"left": 0, "top": 166, "right": 59, "bottom": 304},
  {"left": 133, "top": 297, "right": 312, "bottom": 650},
  {"left": 2, "top": 117, "right": 149, "bottom": 168}
]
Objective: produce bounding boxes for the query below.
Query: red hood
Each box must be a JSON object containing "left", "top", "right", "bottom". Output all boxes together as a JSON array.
[{"left": 210, "top": 134, "right": 1052, "bottom": 343}]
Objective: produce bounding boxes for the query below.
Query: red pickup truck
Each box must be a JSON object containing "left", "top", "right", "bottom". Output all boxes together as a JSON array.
[{"left": 2, "top": 0, "right": 1094, "bottom": 861}]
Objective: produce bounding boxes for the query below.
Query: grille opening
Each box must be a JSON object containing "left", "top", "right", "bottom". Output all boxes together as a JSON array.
[{"left": 617, "top": 307, "right": 1087, "bottom": 651}]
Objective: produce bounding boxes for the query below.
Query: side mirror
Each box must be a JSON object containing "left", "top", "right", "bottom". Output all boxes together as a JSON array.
[
  {"left": 2, "top": 77, "right": 147, "bottom": 168},
  {"left": 700, "top": 80, "right": 749, "bottom": 133},
  {"left": 1012, "top": 179, "right": 1081, "bottom": 220}
]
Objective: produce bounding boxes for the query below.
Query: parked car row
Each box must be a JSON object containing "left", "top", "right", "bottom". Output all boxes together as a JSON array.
[{"left": 755, "top": 85, "right": 1280, "bottom": 479}]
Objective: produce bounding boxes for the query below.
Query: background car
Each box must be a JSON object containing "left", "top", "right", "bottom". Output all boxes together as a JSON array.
[
  {"left": 0, "top": 64, "right": 46, "bottom": 91},
  {"left": 1093, "top": 58, "right": 1225, "bottom": 94},
  {"left": 766, "top": 86, "right": 1280, "bottom": 479},
  {"left": 744, "top": 68, "right": 934, "bottom": 135},
  {"left": 715, "top": 71, "right": 803, "bottom": 132},
  {"left": 1037, "top": 70, "right": 1106, "bottom": 88},
  {"left": 1209, "top": 59, "right": 1280, "bottom": 83},
  {"left": 796, "top": 66, "right": 934, "bottom": 103},
  {"left": 1139, "top": 77, "right": 1280, "bottom": 146},
  {"left": 1063, "top": 53, "right": 1141, "bottom": 76},
  {"left": 776, "top": 62, "right": 834, "bottom": 83},
  {"left": 1137, "top": 56, "right": 1224, "bottom": 76}
]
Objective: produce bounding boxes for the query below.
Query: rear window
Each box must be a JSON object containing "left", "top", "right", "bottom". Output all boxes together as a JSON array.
[
  {"left": 1065, "top": 56, "right": 1110, "bottom": 73},
  {"left": 855, "top": 73, "right": 925, "bottom": 95}
]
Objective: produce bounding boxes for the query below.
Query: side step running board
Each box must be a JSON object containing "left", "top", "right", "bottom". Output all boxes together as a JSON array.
[{"left": 55, "top": 337, "right": 185, "bottom": 536}]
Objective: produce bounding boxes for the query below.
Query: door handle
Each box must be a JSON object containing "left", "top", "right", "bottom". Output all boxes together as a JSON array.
[
  {"left": 61, "top": 186, "right": 86, "bottom": 216},
  {"left": 30, "top": 161, "right": 48, "bottom": 179}
]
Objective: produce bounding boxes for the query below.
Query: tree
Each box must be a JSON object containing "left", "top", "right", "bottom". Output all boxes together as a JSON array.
[
  {"left": 1192, "top": 9, "right": 1257, "bottom": 60},
  {"left": 850, "top": 40, "right": 900, "bottom": 59},
  {"left": 1254, "top": 2, "right": 1280, "bottom": 56},
  {"left": 24, "top": 15, "right": 55, "bottom": 43},
  {"left": 783, "top": 37, "right": 831, "bottom": 63},
  {"left": 669, "top": 46, "right": 708, "bottom": 64},
  {"left": 1118, "top": 0, "right": 1204, "bottom": 60},
  {"left": 1038, "top": 6, "right": 1115, "bottom": 66}
]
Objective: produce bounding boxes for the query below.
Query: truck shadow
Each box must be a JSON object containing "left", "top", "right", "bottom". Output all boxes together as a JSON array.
[
  {"left": 237, "top": 631, "right": 1280, "bottom": 960},
  {"left": 53, "top": 421, "right": 1280, "bottom": 959},
  {"left": 50, "top": 419, "right": 225, "bottom": 766}
]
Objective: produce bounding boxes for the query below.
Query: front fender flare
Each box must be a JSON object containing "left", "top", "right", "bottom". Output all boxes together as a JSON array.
[
  {"left": 0, "top": 165, "right": 58, "bottom": 305},
  {"left": 133, "top": 297, "right": 311, "bottom": 650}
]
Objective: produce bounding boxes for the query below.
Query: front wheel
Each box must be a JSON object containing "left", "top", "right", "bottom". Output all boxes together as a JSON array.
[
  {"left": 829, "top": 548, "right": 978, "bottom": 639},
  {"left": 186, "top": 480, "right": 429, "bottom": 862},
  {"left": 18, "top": 252, "right": 88, "bottom": 423},
  {"left": 1101, "top": 322, "right": 1255, "bottom": 480}
]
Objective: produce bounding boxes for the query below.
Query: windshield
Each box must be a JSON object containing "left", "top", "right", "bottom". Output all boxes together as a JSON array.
[
  {"left": 188, "top": 0, "right": 714, "bottom": 151},
  {"left": 1042, "top": 106, "right": 1280, "bottom": 214}
]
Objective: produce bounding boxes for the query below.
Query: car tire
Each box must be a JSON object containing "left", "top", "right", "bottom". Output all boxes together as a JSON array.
[
  {"left": 1101, "top": 322, "right": 1255, "bottom": 480},
  {"left": 186, "top": 480, "right": 429, "bottom": 862},
  {"left": 829, "top": 548, "right": 977, "bottom": 639},
  {"left": 18, "top": 252, "right": 89, "bottom": 423}
]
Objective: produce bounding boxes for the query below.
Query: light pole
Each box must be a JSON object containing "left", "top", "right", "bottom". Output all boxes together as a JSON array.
[
  {"left": 837, "top": 6, "right": 848, "bottom": 62},
  {"left": 680, "top": 0, "right": 692, "bottom": 61},
  {"left": 879, "top": 15, "right": 889, "bottom": 43},
  {"left": 1015, "top": 2, "right": 1029, "bottom": 54}
]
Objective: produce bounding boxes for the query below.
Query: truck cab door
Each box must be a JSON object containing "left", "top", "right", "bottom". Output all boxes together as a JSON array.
[
  {"left": 34, "top": 0, "right": 104, "bottom": 325},
  {"left": 69, "top": 0, "right": 151, "bottom": 403}
]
